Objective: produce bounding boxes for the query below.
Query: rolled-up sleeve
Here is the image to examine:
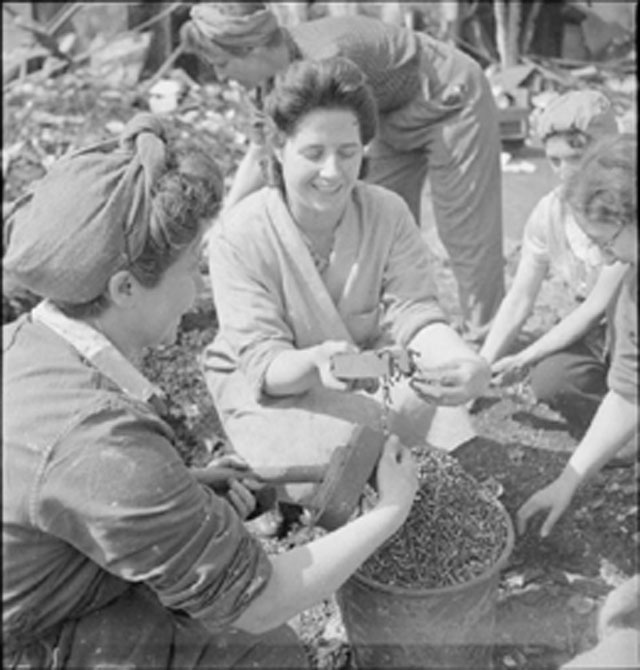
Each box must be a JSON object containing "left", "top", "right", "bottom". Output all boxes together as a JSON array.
[
  {"left": 380, "top": 201, "right": 448, "bottom": 346},
  {"left": 37, "top": 400, "right": 272, "bottom": 631},
  {"left": 208, "top": 225, "right": 294, "bottom": 398}
]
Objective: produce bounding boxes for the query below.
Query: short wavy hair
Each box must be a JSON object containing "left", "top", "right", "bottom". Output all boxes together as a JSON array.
[
  {"left": 262, "top": 57, "right": 378, "bottom": 187},
  {"left": 564, "top": 133, "right": 637, "bottom": 230},
  {"left": 265, "top": 56, "right": 377, "bottom": 144}
]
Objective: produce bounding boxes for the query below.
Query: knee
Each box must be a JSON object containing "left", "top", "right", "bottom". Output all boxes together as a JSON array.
[
  {"left": 530, "top": 350, "right": 607, "bottom": 406},
  {"left": 529, "top": 355, "right": 573, "bottom": 404}
]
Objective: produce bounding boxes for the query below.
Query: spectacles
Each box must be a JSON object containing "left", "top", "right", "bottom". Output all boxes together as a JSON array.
[{"left": 588, "top": 224, "right": 625, "bottom": 254}]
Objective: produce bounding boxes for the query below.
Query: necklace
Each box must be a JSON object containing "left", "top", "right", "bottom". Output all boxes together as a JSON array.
[{"left": 300, "top": 228, "right": 335, "bottom": 274}]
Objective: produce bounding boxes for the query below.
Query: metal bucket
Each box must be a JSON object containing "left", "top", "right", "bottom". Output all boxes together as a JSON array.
[{"left": 337, "top": 499, "right": 514, "bottom": 669}]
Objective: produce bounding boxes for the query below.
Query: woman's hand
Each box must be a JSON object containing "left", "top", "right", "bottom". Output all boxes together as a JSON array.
[
  {"left": 190, "top": 454, "right": 262, "bottom": 520},
  {"left": 516, "top": 470, "right": 580, "bottom": 538},
  {"left": 374, "top": 435, "right": 419, "bottom": 519},
  {"left": 597, "top": 575, "right": 640, "bottom": 640},
  {"left": 312, "top": 340, "right": 360, "bottom": 392},
  {"left": 224, "top": 478, "right": 261, "bottom": 520},
  {"left": 491, "top": 350, "right": 534, "bottom": 387},
  {"left": 410, "top": 357, "right": 490, "bottom": 405}
]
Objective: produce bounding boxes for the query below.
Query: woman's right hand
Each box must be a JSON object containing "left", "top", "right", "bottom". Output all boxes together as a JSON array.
[
  {"left": 491, "top": 351, "right": 532, "bottom": 387},
  {"left": 312, "top": 340, "right": 359, "bottom": 392},
  {"left": 374, "top": 435, "right": 419, "bottom": 520}
]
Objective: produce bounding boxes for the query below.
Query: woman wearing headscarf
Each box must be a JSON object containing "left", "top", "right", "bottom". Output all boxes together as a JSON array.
[
  {"left": 181, "top": 1, "right": 505, "bottom": 341},
  {"left": 202, "top": 57, "right": 489, "bottom": 507},
  {"left": 2, "top": 113, "right": 419, "bottom": 669}
]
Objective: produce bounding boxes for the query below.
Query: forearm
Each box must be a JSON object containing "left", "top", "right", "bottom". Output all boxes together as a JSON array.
[
  {"left": 223, "top": 143, "right": 268, "bottom": 213},
  {"left": 263, "top": 347, "right": 320, "bottom": 397},
  {"left": 232, "top": 501, "right": 405, "bottom": 634},
  {"left": 522, "top": 304, "right": 605, "bottom": 366},
  {"left": 410, "top": 321, "right": 485, "bottom": 367},
  {"left": 563, "top": 390, "right": 637, "bottom": 484},
  {"left": 480, "top": 295, "right": 533, "bottom": 364},
  {"left": 522, "top": 264, "right": 625, "bottom": 366}
]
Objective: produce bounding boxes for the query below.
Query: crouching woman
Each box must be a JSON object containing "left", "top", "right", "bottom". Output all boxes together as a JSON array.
[
  {"left": 202, "top": 57, "right": 489, "bottom": 502},
  {"left": 2, "top": 114, "right": 418, "bottom": 669}
]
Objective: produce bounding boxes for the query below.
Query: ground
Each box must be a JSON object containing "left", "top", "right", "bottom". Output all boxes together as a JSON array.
[{"left": 3, "top": 54, "right": 637, "bottom": 670}]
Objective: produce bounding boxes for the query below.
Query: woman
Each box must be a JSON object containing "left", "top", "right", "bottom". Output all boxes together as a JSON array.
[
  {"left": 518, "top": 133, "right": 638, "bottom": 670},
  {"left": 480, "top": 90, "right": 626, "bottom": 439},
  {"left": 517, "top": 133, "right": 637, "bottom": 538},
  {"left": 181, "top": 1, "right": 505, "bottom": 340},
  {"left": 2, "top": 113, "right": 419, "bottom": 669},
  {"left": 203, "top": 57, "right": 489, "bottom": 506}
]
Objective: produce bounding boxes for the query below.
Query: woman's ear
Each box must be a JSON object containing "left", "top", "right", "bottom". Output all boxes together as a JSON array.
[{"left": 106, "top": 270, "right": 137, "bottom": 308}]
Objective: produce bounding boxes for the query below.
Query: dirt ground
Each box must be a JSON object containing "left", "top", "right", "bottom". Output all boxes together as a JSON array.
[{"left": 3, "top": 52, "right": 637, "bottom": 670}]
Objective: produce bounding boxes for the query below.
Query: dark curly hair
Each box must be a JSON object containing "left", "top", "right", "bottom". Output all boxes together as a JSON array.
[
  {"left": 265, "top": 56, "right": 377, "bottom": 144},
  {"left": 262, "top": 57, "right": 378, "bottom": 187}
]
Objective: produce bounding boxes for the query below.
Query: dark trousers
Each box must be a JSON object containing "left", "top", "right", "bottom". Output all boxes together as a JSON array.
[{"left": 530, "top": 326, "right": 608, "bottom": 439}]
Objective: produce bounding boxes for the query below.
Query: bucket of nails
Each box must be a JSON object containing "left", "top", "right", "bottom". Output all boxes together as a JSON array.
[{"left": 338, "top": 447, "right": 514, "bottom": 670}]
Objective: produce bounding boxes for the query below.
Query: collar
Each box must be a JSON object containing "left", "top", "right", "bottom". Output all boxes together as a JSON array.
[{"left": 32, "top": 300, "right": 166, "bottom": 412}]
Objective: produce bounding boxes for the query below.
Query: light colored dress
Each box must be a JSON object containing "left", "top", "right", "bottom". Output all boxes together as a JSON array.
[
  {"left": 521, "top": 185, "right": 603, "bottom": 301},
  {"left": 203, "top": 182, "right": 449, "bottom": 501}
]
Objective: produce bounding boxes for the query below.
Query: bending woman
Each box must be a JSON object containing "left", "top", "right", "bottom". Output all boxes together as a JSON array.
[
  {"left": 2, "top": 113, "right": 419, "bottom": 669},
  {"left": 182, "top": 1, "right": 505, "bottom": 339},
  {"left": 480, "top": 90, "right": 625, "bottom": 439},
  {"left": 202, "top": 57, "right": 489, "bottom": 505}
]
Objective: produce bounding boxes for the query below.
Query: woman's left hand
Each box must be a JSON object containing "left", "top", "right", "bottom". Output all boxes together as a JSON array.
[{"left": 410, "top": 357, "right": 490, "bottom": 405}]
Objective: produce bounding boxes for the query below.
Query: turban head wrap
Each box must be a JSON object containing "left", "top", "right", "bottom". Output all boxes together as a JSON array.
[
  {"left": 186, "top": 3, "right": 280, "bottom": 62},
  {"left": 3, "top": 113, "right": 170, "bottom": 304},
  {"left": 536, "top": 90, "right": 618, "bottom": 142}
]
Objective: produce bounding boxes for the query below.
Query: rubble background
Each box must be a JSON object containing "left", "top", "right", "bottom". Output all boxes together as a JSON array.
[{"left": 2, "top": 3, "right": 637, "bottom": 669}]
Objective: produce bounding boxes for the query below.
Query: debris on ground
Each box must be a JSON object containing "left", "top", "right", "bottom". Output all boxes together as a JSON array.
[{"left": 2, "top": 7, "right": 637, "bottom": 669}]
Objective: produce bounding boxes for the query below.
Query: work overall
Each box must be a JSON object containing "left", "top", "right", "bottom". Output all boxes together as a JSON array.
[{"left": 3, "top": 304, "right": 307, "bottom": 669}]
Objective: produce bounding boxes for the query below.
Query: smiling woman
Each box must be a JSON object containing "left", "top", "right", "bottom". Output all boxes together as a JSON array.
[
  {"left": 203, "top": 57, "right": 489, "bottom": 508},
  {"left": 181, "top": 2, "right": 507, "bottom": 339}
]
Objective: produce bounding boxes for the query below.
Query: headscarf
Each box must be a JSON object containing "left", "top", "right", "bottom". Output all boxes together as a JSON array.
[
  {"left": 3, "top": 114, "right": 169, "bottom": 304},
  {"left": 187, "top": 3, "right": 280, "bottom": 59},
  {"left": 536, "top": 90, "right": 618, "bottom": 142}
]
